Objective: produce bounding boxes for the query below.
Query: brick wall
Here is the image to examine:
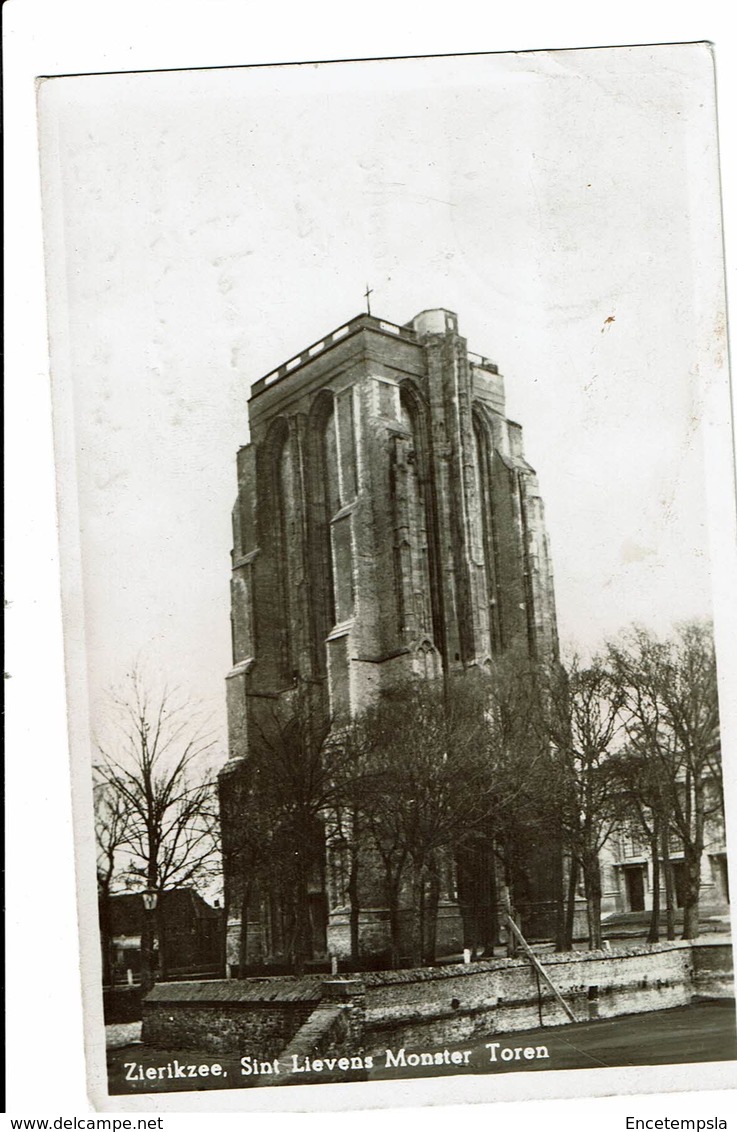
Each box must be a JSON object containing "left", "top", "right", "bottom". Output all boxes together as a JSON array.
[
  {"left": 141, "top": 941, "right": 732, "bottom": 1058},
  {"left": 142, "top": 977, "right": 321, "bottom": 1058},
  {"left": 275, "top": 1007, "right": 355, "bottom": 1085},
  {"left": 363, "top": 943, "right": 698, "bottom": 1049},
  {"left": 691, "top": 942, "right": 735, "bottom": 997},
  {"left": 143, "top": 1001, "right": 316, "bottom": 1058}
]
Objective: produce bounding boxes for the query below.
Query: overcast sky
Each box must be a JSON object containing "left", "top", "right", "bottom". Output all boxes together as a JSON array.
[{"left": 39, "top": 45, "right": 726, "bottom": 753}]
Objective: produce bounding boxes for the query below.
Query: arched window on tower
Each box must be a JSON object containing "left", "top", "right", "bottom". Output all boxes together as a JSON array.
[
  {"left": 393, "top": 387, "right": 436, "bottom": 645},
  {"left": 322, "top": 404, "right": 340, "bottom": 519},
  {"left": 306, "top": 394, "right": 341, "bottom": 676},
  {"left": 325, "top": 411, "right": 354, "bottom": 627},
  {"left": 277, "top": 432, "right": 298, "bottom": 667},
  {"left": 260, "top": 417, "right": 296, "bottom": 684},
  {"left": 472, "top": 410, "right": 503, "bottom": 655}
]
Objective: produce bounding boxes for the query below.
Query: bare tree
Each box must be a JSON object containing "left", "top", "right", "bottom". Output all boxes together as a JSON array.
[
  {"left": 95, "top": 668, "right": 221, "bottom": 989},
  {"left": 352, "top": 676, "right": 491, "bottom": 968},
  {"left": 547, "top": 656, "right": 626, "bottom": 949},
  {"left": 218, "top": 755, "right": 281, "bottom": 974},
  {"left": 323, "top": 723, "right": 374, "bottom": 969},
  {"left": 235, "top": 685, "right": 350, "bottom": 974},
  {"left": 348, "top": 659, "right": 563, "bottom": 966},
  {"left": 477, "top": 652, "right": 562, "bottom": 953},
  {"left": 608, "top": 621, "right": 721, "bottom": 939},
  {"left": 607, "top": 747, "right": 677, "bottom": 941}
]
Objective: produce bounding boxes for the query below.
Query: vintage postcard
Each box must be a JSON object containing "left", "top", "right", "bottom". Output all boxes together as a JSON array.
[{"left": 36, "top": 42, "right": 737, "bottom": 1113}]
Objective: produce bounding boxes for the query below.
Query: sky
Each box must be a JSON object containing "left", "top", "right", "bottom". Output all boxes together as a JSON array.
[{"left": 38, "top": 44, "right": 728, "bottom": 756}]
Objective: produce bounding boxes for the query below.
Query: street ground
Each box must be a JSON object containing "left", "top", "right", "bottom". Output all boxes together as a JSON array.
[
  {"left": 369, "top": 998, "right": 737, "bottom": 1078},
  {"left": 106, "top": 998, "right": 736, "bottom": 1095}
]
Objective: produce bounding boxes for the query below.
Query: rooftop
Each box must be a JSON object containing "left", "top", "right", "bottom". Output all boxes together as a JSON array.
[{"left": 249, "top": 310, "right": 498, "bottom": 401}]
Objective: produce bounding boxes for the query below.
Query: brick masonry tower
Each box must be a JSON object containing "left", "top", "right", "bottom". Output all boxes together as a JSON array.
[{"left": 219, "top": 309, "right": 559, "bottom": 969}]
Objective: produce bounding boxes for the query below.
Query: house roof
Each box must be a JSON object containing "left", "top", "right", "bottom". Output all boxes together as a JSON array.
[{"left": 104, "top": 888, "right": 220, "bottom": 934}]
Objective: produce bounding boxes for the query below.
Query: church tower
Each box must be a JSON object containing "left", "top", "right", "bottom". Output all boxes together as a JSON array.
[{"left": 219, "top": 308, "right": 558, "bottom": 969}]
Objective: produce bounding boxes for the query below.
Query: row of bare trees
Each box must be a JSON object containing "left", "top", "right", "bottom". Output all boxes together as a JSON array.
[
  {"left": 223, "top": 619, "right": 721, "bottom": 972},
  {"left": 225, "top": 663, "right": 559, "bottom": 972},
  {"left": 95, "top": 619, "right": 721, "bottom": 982},
  {"left": 531, "top": 620, "right": 721, "bottom": 948},
  {"left": 220, "top": 675, "right": 513, "bottom": 973},
  {"left": 609, "top": 622, "right": 722, "bottom": 940}
]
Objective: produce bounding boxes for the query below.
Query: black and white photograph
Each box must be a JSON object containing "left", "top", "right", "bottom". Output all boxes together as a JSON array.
[{"left": 22, "top": 31, "right": 737, "bottom": 1115}]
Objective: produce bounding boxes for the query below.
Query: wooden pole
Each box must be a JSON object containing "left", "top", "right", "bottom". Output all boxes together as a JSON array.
[{"left": 504, "top": 914, "right": 577, "bottom": 1023}]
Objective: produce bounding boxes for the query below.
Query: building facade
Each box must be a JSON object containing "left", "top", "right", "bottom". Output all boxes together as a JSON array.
[
  {"left": 219, "top": 308, "right": 559, "bottom": 970},
  {"left": 599, "top": 811, "right": 730, "bottom": 918}
]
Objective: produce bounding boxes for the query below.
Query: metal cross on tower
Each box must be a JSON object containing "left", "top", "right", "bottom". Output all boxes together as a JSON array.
[{"left": 364, "top": 284, "right": 373, "bottom": 316}]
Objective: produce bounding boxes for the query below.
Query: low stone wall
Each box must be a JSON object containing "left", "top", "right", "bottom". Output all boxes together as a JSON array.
[
  {"left": 279, "top": 1004, "right": 348, "bottom": 1064},
  {"left": 142, "top": 976, "right": 321, "bottom": 1058},
  {"left": 691, "top": 941, "right": 735, "bottom": 998},
  {"left": 141, "top": 940, "right": 733, "bottom": 1058},
  {"left": 364, "top": 943, "right": 697, "bottom": 1049}
]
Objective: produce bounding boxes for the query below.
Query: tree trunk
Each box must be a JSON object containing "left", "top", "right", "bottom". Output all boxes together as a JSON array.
[
  {"left": 383, "top": 862, "right": 404, "bottom": 970},
  {"left": 221, "top": 889, "right": 230, "bottom": 978},
  {"left": 409, "top": 859, "right": 425, "bottom": 968},
  {"left": 423, "top": 859, "right": 441, "bottom": 965},
  {"left": 553, "top": 840, "right": 567, "bottom": 953},
  {"left": 459, "top": 839, "right": 499, "bottom": 957},
  {"left": 98, "top": 889, "right": 113, "bottom": 986},
  {"left": 499, "top": 879, "right": 518, "bottom": 958},
  {"left": 454, "top": 842, "right": 480, "bottom": 956},
  {"left": 156, "top": 897, "right": 166, "bottom": 981},
  {"left": 583, "top": 851, "right": 602, "bottom": 949},
  {"left": 681, "top": 842, "right": 703, "bottom": 939},
  {"left": 348, "top": 852, "right": 360, "bottom": 968},
  {"left": 661, "top": 828, "right": 676, "bottom": 940},
  {"left": 238, "top": 880, "right": 251, "bottom": 975},
  {"left": 292, "top": 875, "right": 311, "bottom": 975},
  {"left": 486, "top": 845, "right": 499, "bottom": 956},
  {"left": 682, "top": 777, "right": 705, "bottom": 940},
  {"left": 563, "top": 857, "right": 579, "bottom": 952},
  {"left": 647, "top": 831, "right": 661, "bottom": 944}
]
